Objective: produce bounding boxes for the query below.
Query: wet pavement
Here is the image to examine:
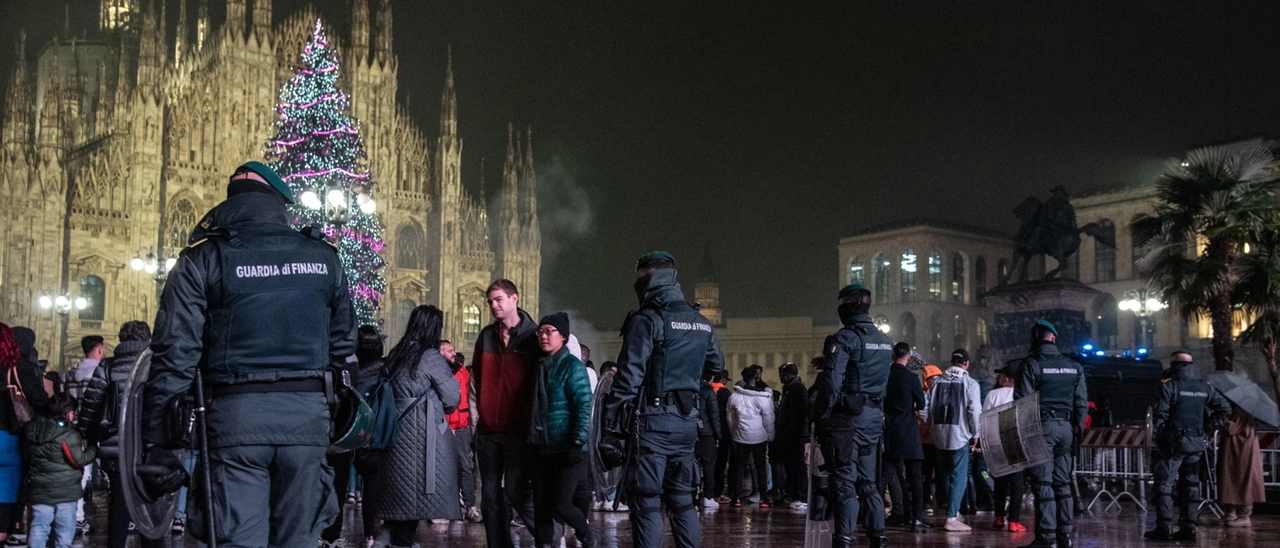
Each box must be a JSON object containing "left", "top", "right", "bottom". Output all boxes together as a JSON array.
[{"left": 59, "top": 491, "right": 1280, "bottom": 547}]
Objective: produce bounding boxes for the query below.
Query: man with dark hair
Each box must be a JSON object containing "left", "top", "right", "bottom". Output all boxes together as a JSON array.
[
  {"left": 600, "top": 252, "right": 724, "bottom": 548},
  {"left": 817, "top": 284, "right": 893, "bottom": 548},
  {"left": 776, "top": 362, "right": 809, "bottom": 509},
  {"left": 471, "top": 279, "right": 540, "bottom": 548},
  {"left": 883, "top": 341, "right": 928, "bottom": 532},
  {"left": 1013, "top": 320, "right": 1088, "bottom": 548},
  {"left": 142, "top": 162, "right": 358, "bottom": 548},
  {"left": 68, "top": 336, "right": 105, "bottom": 399},
  {"left": 927, "top": 348, "right": 982, "bottom": 531},
  {"left": 1144, "top": 351, "right": 1229, "bottom": 542}
]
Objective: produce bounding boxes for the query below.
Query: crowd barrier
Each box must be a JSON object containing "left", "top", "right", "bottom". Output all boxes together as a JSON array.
[
  {"left": 1261, "top": 430, "right": 1279, "bottom": 489},
  {"left": 1074, "top": 426, "right": 1151, "bottom": 513}
]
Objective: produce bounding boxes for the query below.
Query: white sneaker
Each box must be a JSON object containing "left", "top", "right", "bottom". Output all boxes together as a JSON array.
[
  {"left": 944, "top": 517, "right": 972, "bottom": 532},
  {"left": 614, "top": 502, "right": 629, "bottom": 512},
  {"left": 789, "top": 500, "right": 809, "bottom": 511},
  {"left": 702, "top": 497, "right": 720, "bottom": 509}
]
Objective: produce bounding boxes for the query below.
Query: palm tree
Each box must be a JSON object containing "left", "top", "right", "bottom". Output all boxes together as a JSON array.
[
  {"left": 1239, "top": 313, "right": 1280, "bottom": 403},
  {"left": 1237, "top": 223, "right": 1280, "bottom": 401},
  {"left": 1131, "top": 143, "right": 1280, "bottom": 371}
]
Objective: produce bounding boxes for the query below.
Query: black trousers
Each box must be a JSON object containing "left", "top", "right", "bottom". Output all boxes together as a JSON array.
[
  {"left": 779, "top": 438, "right": 808, "bottom": 502},
  {"left": 731, "top": 442, "right": 769, "bottom": 500},
  {"left": 695, "top": 435, "right": 717, "bottom": 499},
  {"left": 713, "top": 438, "right": 734, "bottom": 498},
  {"left": 104, "top": 469, "right": 165, "bottom": 548},
  {"left": 476, "top": 432, "right": 537, "bottom": 548},
  {"left": 361, "top": 471, "right": 377, "bottom": 539},
  {"left": 533, "top": 451, "right": 589, "bottom": 546},
  {"left": 881, "top": 458, "right": 923, "bottom": 522},
  {"left": 994, "top": 470, "right": 1025, "bottom": 522},
  {"left": 385, "top": 520, "right": 418, "bottom": 547},
  {"left": 921, "top": 444, "right": 938, "bottom": 507},
  {"left": 321, "top": 451, "right": 354, "bottom": 542}
]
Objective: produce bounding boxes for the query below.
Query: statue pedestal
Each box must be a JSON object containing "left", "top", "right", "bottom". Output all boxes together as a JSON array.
[{"left": 983, "top": 279, "right": 1101, "bottom": 358}]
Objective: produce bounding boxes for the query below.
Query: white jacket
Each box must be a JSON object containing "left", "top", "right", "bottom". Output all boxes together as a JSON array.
[{"left": 727, "top": 385, "right": 776, "bottom": 445}]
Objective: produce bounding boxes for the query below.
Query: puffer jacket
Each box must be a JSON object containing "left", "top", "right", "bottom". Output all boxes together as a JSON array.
[
  {"left": 77, "top": 339, "right": 149, "bottom": 461},
  {"left": 529, "top": 348, "right": 592, "bottom": 455},
  {"left": 25, "top": 415, "right": 96, "bottom": 505},
  {"left": 926, "top": 366, "right": 982, "bottom": 451},
  {"left": 727, "top": 385, "right": 775, "bottom": 445}
]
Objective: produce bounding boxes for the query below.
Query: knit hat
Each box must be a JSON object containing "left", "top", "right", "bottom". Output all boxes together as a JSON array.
[
  {"left": 234, "top": 161, "right": 295, "bottom": 204},
  {"left": 538, "top": 312, "right": 571, "bottom": 340}
]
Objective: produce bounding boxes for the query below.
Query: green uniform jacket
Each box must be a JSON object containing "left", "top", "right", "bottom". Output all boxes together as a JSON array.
[
  {"left": 529, "top": 348, "right": 593, "bottom": 455},
  {"left": 25, "top": 415, "right": 97, "bottom": 505}
]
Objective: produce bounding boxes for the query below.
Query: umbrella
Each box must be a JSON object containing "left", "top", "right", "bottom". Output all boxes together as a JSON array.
[{"left": 1205, "top": 371, "right": 1280, "bottom": 428}]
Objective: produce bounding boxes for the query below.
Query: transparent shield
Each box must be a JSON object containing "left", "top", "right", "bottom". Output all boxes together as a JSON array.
[{"left": 119, "top": 348, "right": 182, "bottom": 539}]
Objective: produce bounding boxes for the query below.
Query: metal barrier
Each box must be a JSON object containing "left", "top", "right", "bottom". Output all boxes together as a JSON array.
[
  {"left": 1074, "top": 426, "right": 1151, "bottom": 513},
  {"left": 1261, "top": 430, "right": 1280, "bottom": 489}
]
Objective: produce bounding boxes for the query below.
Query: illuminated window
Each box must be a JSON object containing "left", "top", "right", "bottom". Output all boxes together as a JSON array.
[
  {"left": 1095, "top": 219, "right": 1116, "bottom": 282},
  {"left": 873, "top": 253, "right": 890, "bottom": 304},
  {"left": 950, "top": 253, "right": 965, "bottom": 302},
  {"left": 928, "top": 251, "right": 942, "bottom": 301},
  {"left": 79, "top": 276, "right": 106, "bottom": 324},
  {"left": 847, "top": 257, "right": 865, "bottom": 286},
  {"left": 975, "top": 318, "right": 988, "bottom": 345},
  {"left": 463, "top": 304, "right": 482, "bottom": 348},
  {"left": 975, "top": 256, "right": 987, "bottom": 295},
  {"left": 901, "top": 249, "right": 917, "bottom": 302}
]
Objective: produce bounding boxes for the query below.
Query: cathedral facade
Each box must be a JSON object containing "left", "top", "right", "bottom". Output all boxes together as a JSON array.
[{"left": 0, "top": 0, "right": 541, "bottom": 368}]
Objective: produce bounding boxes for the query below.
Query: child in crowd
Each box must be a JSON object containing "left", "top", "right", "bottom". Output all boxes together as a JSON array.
[{"left": 25, "top": 393, "right": 96, "bottom": 548}]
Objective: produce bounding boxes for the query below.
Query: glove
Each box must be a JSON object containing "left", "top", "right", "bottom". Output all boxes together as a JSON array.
[
  {"left": 568, "top": 442, "right": 586, "bottom": 465},
  {"left": 136, "top": 447, "right": 190, "bottom": 503},
  {"left": 598, "top": 432, "right": 628, "bottom": 470},
  {"left": 1072, "top": 425, "right": 1083, "bottom": 448}
]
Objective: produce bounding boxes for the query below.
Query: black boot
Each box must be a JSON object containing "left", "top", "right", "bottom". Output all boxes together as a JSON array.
[
  {"left": 1171, "top": 527, "right": 1195, "bottom": 542},
  {"left": 1023, "top": 537, "right": 1057, "bottom": 547},
  {"left": 868, "top": 531, "right": 888, "bottom": 548},
  {"left": 833, "top": 535, "right": 855, "bottom": 548},
  {"left": 1055, "top": 535, "right": 1072, "bottom": 548},
  {"left": 1143, "top": 526, "right": 1173, "bottom": 541},
  {"left": 910, "top": 519, "right": 931, "bottom": 533}
]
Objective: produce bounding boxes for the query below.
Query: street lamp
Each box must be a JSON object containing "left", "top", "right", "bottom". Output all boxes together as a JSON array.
[
  {"left": 875, "top": 316, "right": 891, "bottom": 334},
  {"left": 38, "top": 291, "right": 87, "bottom": 370},
  {"left": 301, "top": 181, "right": 375, "bottom": 225},
  {"left": 1119, "top": 288, "right": 1166, "bottom": 352},
  {"left": 130, "top": 249, "right": 179, "bottom": 304}
]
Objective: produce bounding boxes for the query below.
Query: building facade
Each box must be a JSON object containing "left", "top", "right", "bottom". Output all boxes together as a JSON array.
[{"left": 0, "top": 0, "right": 541, "bottom": 368}]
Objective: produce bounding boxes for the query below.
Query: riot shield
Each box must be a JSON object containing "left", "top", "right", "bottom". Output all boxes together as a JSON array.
[
  {"left": 118, "top": 348, "right": 183, "bottom": 539},
  {"left": 979, "top": 392, "right": 1052, "bottom": 478},
  {"left": 589, "top": 370, "right": 621, "bottom": 502},
  {"left": 805, "top": 425, "right": 833, "bottom": 548}
]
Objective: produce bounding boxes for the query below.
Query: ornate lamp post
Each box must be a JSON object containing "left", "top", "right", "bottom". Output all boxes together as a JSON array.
[
  {"left": 1119, "top": 288, "right": 1166, "bottom": 354},
  {"left": 130, "top": 249, "right": 178, "bottom": 304},
  {"left": 38, "top": 292, "right": 87, "bottom": 370}
]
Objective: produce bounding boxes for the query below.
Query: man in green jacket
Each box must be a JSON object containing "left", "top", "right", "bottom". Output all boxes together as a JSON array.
[{"left": 531, "top": 312, "right": 594, "bottom": 548}]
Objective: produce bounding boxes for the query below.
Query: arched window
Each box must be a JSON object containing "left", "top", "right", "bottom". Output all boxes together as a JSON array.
[
  {"left": 1132, "top": 232, "right": 1152, "bottom": 278},
  {"left": 928, "top": 250, "right": 942, "bottom": 301},
  {"left": 847, "top": 257, "right": 865, "bottom": 286},
  {"left": 1094, "top": 219, "right": 1116, "bottom": 282},
  {"left": 929, "top": 312, "right": 943, "bottom": 363},
  {"left": 951, "top": 253, "right": 965, "bottom": 302},
  {"left": 998, "top": 258, "right": 1010, "bottom": 284},
  {"left": 463, "top": 304, "right": 482, "bottom": 347},
  {"left": 396, "top": 224, "right": 426, "bottom": 270},
  {"left": 873, "top": 253, "right": 890, "bottom": 304},
  {"left": 953, "top": 315, "right": 966, "bottom": 350},
  {"left": 166, "top": 199, "right": 198, "bottom": 250},
  {"left": 975, "top": 318, "right": 988, "bottom": 345},
  {"left": 1094, "top": 294, "right": 1118, "bottom": 349},
  {"left": 901, "top": 249, "right": 917, "bottom": 302},
  {"left": 397, "top": 299, "right": 416, "bottom": 336},
  {"left": 899, "top": 312, "right": 916, "bottom": 346},
  {"left": 975, "top": 256, "right": 987, "bottom": 296},
  {"left": 79, "top": 275, "right": 105, "bottom": 323}
]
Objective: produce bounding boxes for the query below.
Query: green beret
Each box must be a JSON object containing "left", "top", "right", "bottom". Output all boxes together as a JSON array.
[
  {"left": 838, "top": 283, "right": 867, "bottom": 300},
  {"left": 636, "top": 251, "right": 676, "bottom": 270},
  {"left": 1034, "top": 319, "right": 1058, "bottom": 336},
  {"left": 237, "top": 161, "right": 296, "bottom": 204}
]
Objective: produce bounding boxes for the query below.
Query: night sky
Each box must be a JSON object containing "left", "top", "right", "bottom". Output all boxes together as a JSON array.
[{"left": 3, "top": 1, "right": 1280, "bottom": 334}]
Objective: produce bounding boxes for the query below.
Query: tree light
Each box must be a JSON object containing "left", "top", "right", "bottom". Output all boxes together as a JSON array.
[{"left": 300, "top": 190, "right": 323, "bottom": 210}]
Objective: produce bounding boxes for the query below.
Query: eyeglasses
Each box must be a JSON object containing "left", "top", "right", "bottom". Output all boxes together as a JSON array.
[{"left": 536, "top": 328, "right": 559, "bottom": 337}]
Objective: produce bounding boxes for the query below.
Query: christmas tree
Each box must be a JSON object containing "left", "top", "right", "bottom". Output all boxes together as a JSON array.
[{"left": 264, "top": 19, "right": 386, "bottom": 326}]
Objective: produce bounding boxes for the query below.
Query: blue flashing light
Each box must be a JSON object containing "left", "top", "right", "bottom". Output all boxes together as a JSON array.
[
  {"left": 1094, "top": 350, "right": 1105, "bottom": 357},
  {"left": 1083, "top": 343, "right": 1094, "bottom": 351},
  {"left": 1123, "top": 350, "right": 1132, "bottom": 357},
  {"left": 1137, "top": 347, "right": 1149, "bottom": 355}
]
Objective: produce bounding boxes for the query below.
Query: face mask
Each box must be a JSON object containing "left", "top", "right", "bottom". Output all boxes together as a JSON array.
[
  {"left": 837, "top": 302, "right": 862, "bottom": 325},
  {"left": 634, "top": 273, "right": 653, "bottom": 299},
  {"left": 1171, "top": 361, "right": 1192, "bottom": 369}
]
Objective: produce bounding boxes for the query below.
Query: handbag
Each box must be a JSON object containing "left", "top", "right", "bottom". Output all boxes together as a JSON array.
[{"left": 7, "top": 369, "right": 33, "bottom": 428}]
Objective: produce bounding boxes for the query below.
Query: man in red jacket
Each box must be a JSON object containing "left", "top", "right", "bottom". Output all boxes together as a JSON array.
[{"left": 470, "top": 279, "right": 540, "bottom": 548}]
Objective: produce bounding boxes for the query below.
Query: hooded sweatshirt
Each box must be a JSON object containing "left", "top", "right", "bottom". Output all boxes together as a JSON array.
[
  {"left": 727, "top": 384, "right": 776, "bottom": 445},
  {"left": 926, "top": 365, "right": 982, "bottom": 451}
]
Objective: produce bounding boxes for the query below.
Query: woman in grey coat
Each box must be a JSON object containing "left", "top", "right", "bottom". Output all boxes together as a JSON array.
[{"left": 370, "top": 305, "right": 461, "bottom": 547}]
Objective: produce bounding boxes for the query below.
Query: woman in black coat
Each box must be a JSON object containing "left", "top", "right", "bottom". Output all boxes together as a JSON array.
[{"left": 881, "top": 342, "right": 928, "bottom": 531}]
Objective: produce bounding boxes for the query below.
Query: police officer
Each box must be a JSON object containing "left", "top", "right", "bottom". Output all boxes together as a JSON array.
[
  {"left": 142, "top": 162, "right": 358, "bottom": 548},
  {"left": 1012, "top": 320, "right": 1087, "bottom": 548},
  {"left": 816, "top": 284, "right": 893, "bottom": 548},
  {"left": 600, "top": 252, "right": 725, "bottom": 548},
  {"left": 1144, "top": 351, "right": 1229, "bottom": 542}
]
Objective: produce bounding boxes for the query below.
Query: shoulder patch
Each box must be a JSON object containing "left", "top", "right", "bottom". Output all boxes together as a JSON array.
[
  {"left": 1161, "top": 378, "right": 1170, "bottom": 383},
  {"left": 187, "top": 238, "right": 209, "bottom": 249}
]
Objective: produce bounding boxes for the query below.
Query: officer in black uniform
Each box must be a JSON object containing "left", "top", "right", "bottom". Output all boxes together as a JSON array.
[
  {"left": 1012, "top": 320, "right": 1087, "bottom": 548},
  {"left": 599, "top": 252, "right": 725, "bottom": 548},
  {"left": 1144, "top": 351, "right": 1230, "bottom": 542},
  {"left": 815, "top": 284, "right": 893, "bottom": 548},
  {"left": 142, "top": 162, "right": 358, "bottom": 548}
]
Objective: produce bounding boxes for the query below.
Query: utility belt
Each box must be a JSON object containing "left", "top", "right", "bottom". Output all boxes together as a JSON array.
[
  {"left": 1040, "top": 408, "right": 1072, "bottom": 421},
  {"left": 209, "top": 377, "right": 327, "bottom": 399},
  {"left": 644, "top": 390, "right": 698, "bottom": 415},
  {"left": 834, "top": 392, "right": 883, "bottom": 415}
]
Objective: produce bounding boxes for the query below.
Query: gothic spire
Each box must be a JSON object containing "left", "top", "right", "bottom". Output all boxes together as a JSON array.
[
  {"left": 197, "top": 0, "right": 209, "bottom": 50},
  {"left": 252, "top": 0, "right": 272, "bottom": 39},
  {"left": 373, "top": 0, "right": 393, "bottom": 63},
  {"left": 2, "top": 31, "right": 31, "bottom": 149},
  {"left": 351, "top": 0, "right": 369, "bottom": 65},
  {"left": 440, "top": 45, "right": 456, "bottom": 139},
  {"left": 38, "top": 58, "right": 63, "bottom": 151},
  {"left": 226, "top": 0, "right": 246, "bottom": 40},
  {"left": 175, "top": 0, "right": 189, "bottom": 66}
]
